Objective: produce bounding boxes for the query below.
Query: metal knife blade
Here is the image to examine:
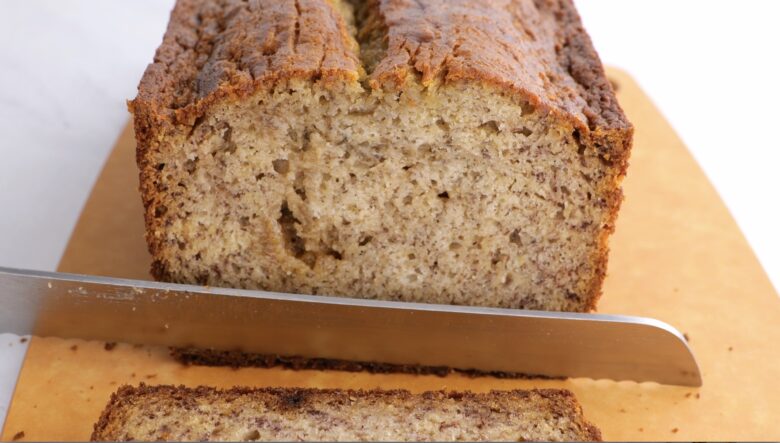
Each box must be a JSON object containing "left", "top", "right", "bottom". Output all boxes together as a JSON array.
[{"left": 0, "top": 266, "right": 701, "bottom": 386}]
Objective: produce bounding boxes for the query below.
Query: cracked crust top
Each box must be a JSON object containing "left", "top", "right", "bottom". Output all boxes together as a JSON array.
[{"left": 131, "top": 0, "right": 630, "bottom": 137}]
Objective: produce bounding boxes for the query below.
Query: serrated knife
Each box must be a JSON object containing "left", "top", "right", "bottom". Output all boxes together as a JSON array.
[{"left": 0, "top": 266, "right": 701, "bottom": 386}]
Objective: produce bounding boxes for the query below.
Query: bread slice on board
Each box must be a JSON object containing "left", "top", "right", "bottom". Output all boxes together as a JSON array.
[
  {"left": 130, "top": 0, "right": 632, "bottom": 312},
  {"left": 91, "top": 385, "right": 601, "bottom": 441}
]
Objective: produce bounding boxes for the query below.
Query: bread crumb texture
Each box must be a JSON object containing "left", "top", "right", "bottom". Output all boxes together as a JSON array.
[
  {"left": 131, "top": 0, "right": 632, "bottom": 311},
  {"left": 91, "top": 385, "right": 601, "bottom": 441}
]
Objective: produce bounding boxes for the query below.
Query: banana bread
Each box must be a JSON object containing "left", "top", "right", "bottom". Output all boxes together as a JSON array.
[
  {"left": 130, "top": 0, "right": 632, "bottom": 311},
  {"left": 91, "top": 385, "right": 601, "bottom": 441}
]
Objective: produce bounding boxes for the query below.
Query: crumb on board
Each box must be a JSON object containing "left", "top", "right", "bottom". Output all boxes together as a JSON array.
[
  {"left": 683, "top": 333, "right": 690, "bottom": 342},
  {"left": 619, "top": 408, "right": 626, "bottom": 413},
  {"left": 695, "top": 393, "right": 700, "bottom": 399},
  {"left": 70, "top": 345, "right": 78, "bottom": 351},
  {"left": 19, "top": 337, "right": 28, "bottom": 343},
  {"left": 672, "top": 428, "right": 679, "bottom": 433},
  {"left": 131, "top": 372, "right": 136, "bottom": 378},
  {"left": 12, "top": 431, "right": 24, "bottom": 441},
  {"left": 685, "top": 392, "right": 692, "bottom": 398},
  {"left": 146, "top": 374, "right": 157, "bottom": 379},
  {"left": 90, "top": 386, "right": 94, "bottom": 390},
  {"left": 728, "top": 346, "right": 733, "bottom": 351},
  {"left": 104, "top": 342, "right": 117, "bottom": 351},
  {"left": 638, "top": 428, "right": 643, "bottom": 432}
]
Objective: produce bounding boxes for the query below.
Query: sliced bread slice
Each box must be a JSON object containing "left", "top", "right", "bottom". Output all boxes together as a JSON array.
[{"left": 92, "top": 385, "right": 601, "bottom": 441}]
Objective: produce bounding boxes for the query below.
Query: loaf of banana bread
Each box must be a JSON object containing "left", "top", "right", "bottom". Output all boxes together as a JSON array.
[
  {"left": 92, "top": 385, "right": 601, "bottom": 441},
  {"left": 131, "top": 0, "right": 632, "bottom": 311}
]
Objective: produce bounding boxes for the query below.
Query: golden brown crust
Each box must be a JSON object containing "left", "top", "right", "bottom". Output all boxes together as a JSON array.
[
  {"left": 368, "top": 0, "right": 628, "bottom": 132},
  {"left": 92, "top": 384, "right": 601, "bottom": 441},
  {"left": 133, "top": 0, "right": 630, "bottom": 133},
  {"left": 132, "top": 0, "right": 360, "bottom": 123},
  {"left": 131, "top": 0, "right": 632, "bottom": 165}
]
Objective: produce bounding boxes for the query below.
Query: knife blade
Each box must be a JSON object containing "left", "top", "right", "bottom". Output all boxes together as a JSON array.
[{"left": 0, "top": 266, "right": 701, "bottom": 386}]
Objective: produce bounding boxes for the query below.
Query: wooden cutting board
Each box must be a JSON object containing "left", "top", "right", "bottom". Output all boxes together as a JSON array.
[{"left": 2, "top": 68, "right": 779, "bottom": 441}]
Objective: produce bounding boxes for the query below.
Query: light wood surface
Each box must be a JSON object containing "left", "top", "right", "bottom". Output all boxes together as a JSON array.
[{"left": 2, "top": 69, "right": 778, "bottom": 441}]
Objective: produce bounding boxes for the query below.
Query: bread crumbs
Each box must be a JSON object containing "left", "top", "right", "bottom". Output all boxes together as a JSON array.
[
  {"left": 70, "top": 345, "right": 78, "bottom": 351},
  {"left": 672, "top": 428, "right": 679, "bottom": 433},
  {"left": 683, "top": 333, "right": 690, "bottom": 342},
  {"left": 104, "top": 342, "right": 117, "bottom": 351},
  {"left": 19, "top": 337, "right": 28, "bottom": 343},
  {"left": 12, "top": 431, "right": 24, "bottom": 441}
]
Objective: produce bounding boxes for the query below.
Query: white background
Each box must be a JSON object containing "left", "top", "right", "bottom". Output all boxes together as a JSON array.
[{"left": 0, "top": 0, "right": 778, "bottom": 431}]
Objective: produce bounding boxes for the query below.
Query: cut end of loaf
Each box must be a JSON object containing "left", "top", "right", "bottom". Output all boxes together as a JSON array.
[
  {"left": 132, "top": 0, "right": 632, "bottom": 312},
  {"left": 91, "top": 384, "right": 602, "bottom": 441},
  {"left": 143, "top": 81, "right": 617, "bottom": 311}
]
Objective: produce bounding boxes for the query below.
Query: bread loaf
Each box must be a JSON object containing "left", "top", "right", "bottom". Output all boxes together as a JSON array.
[
  {"left": 131, "top": 0, "right": 632, "bottom": 311},
  {"left": 92, "top": 385, "right": 601, "bottom": 441}
]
